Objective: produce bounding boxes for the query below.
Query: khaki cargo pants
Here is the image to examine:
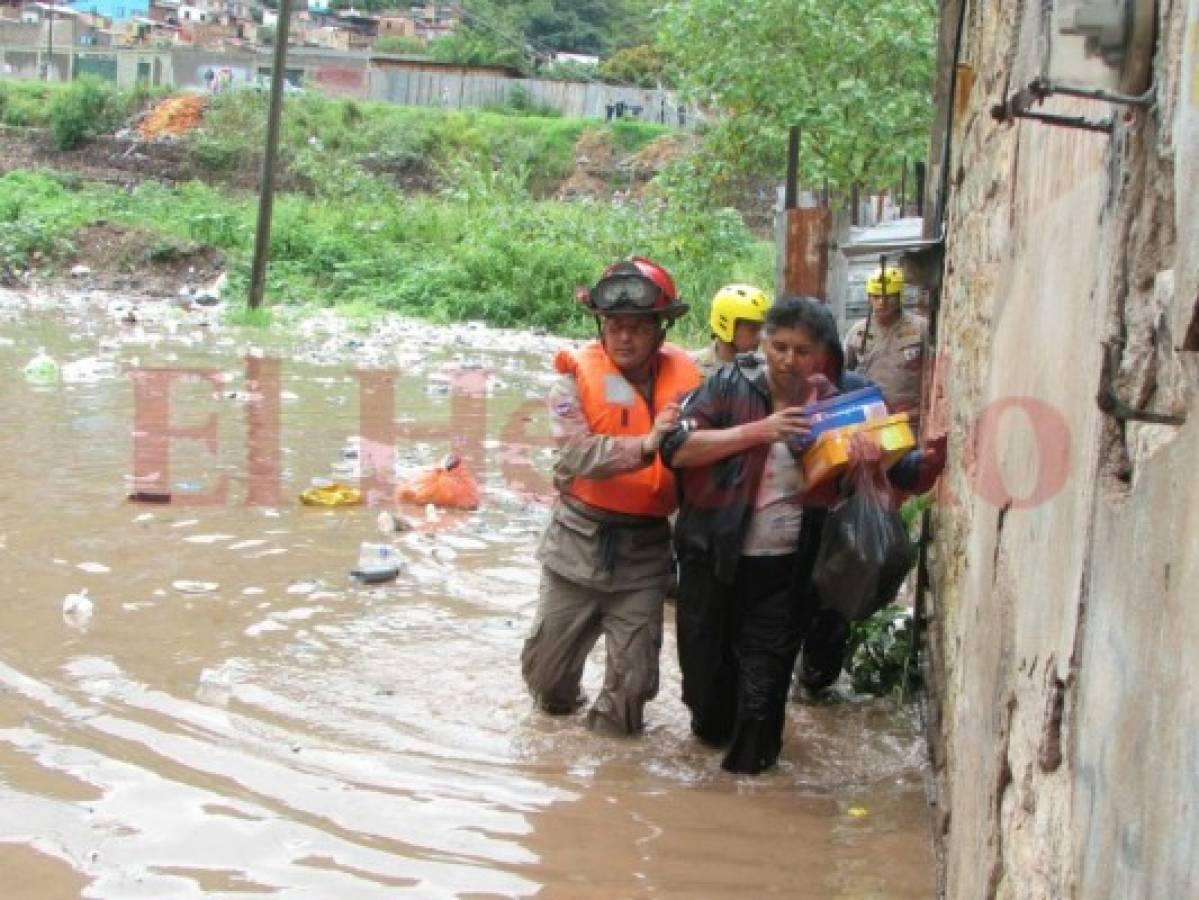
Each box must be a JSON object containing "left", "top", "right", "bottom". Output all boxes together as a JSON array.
[{"left": 521, "top": 501, "right": 672, "bottom": 734}]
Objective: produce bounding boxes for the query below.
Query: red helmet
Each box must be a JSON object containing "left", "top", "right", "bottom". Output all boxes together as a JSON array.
[{"left": 582, "top": 256, "right": 689, "bottom": 320}]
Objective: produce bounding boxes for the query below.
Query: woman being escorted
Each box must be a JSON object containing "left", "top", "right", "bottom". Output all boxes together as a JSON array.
[{"left": 661, "top": 295, "right": 940, "bottom": 774}]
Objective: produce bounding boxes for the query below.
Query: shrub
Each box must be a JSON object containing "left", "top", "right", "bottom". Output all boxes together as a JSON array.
[
  {"left": 598, "top": 44, "right": 669, "bottom": 89},
  {"left": 374, "top": 35, "right": 425, "bottom": 55},
  {"left": 845, "top": 605, "right": 921, "bottom": 699},
  {"left": 48, "top": 76, "right": 114, "bottom": 150}
]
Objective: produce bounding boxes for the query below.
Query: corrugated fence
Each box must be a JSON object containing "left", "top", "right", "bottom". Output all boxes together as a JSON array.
[{"left": 0, "top": 44, "right": 697, "bottom": 125}]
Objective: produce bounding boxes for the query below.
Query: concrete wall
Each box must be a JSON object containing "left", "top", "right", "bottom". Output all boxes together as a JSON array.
[{"left": 924, "top": 0, "right": 1198, "bottom": 896}]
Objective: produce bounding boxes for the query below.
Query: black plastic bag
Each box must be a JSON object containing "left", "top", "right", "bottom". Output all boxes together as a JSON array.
[{"left": 812, "top": 463, "right": 915, "bottom": 622}]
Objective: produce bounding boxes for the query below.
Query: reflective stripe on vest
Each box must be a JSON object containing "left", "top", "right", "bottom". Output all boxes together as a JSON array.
[{"left": 554, "top": 342, "right": 702, "bottom": 517}]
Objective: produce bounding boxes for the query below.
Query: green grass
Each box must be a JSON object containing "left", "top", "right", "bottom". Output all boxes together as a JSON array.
[
  {"left": 0, "top": 167, "right": 773, "bottom": 338},
  {"left": 223, "top": 305, "right": 274, "bottom": 328},
  {"left": 190, "top": 90, "right": 670, "bottom": 197},
  {"left": 3, "top": 82, "right": 658, "bottom": 197},
  {"left": 0, "top": 85, "right": 772, "bottom": 337}
]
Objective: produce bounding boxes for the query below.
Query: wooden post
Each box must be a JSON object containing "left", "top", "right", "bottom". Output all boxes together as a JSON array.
[
  {"left": 784, "top": 125, "right": 800, "bottom": 210},
  {"left": 248, "top": 0, "right": 294, "bottom": 311},
  {"left": 915, "top": 160, "right": 927, "bottom": 216}
]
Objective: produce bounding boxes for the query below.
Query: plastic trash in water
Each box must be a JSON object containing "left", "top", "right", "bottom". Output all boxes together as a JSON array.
[
  {"left": 62, "top": 589, "right": 94, "bottom": 628},
  {"left": 23, "top": 348, "right": 60, "bottom": 384},
  {"left": 172, "top": 580, "right": 218, "bottom": 594},
  {"left": 376, "top": 510, "right": 413, "bottom": 534},
  {"left": 197, "top": 666, "right": 234, "bottom": 705},
  {"left": 299, "top": 483, "right": 362, "bottom": 507},
  {"left": 61, "top": 356, "right": 118, "bottom": 384},
  {"left": 357, "top": 542, "right": 399, "bottom": 569},
  {"left": 351, "top": 542, "right": 403, "bottom": 584},
  {"left": 395, "top": 454, "right": 480, "bottom": 511}
]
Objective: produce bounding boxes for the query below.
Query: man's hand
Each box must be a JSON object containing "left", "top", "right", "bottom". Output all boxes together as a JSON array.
[{"left": 642, "top": 402, "right": 682, "bottom": 456}]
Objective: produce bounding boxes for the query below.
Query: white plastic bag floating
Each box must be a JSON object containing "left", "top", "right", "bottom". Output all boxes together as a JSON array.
[
  {"left": 61, "top": 356, "right": 118, "bottom": 384},
  {"left": 62, "top": 589, "right": 94, "bottom": 628},
  {"left": 172, "top": 580, "right": 219, "bottom": 594}
]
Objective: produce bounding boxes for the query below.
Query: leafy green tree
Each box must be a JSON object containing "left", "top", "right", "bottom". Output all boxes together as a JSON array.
[
  {"left": 524, "top": 0, "right": 612, "bottom": 55},
  {"left": 598, "top": 43, "right": 667, "bottom": 87},
  {"left": 460, "top": 0, "right": 656, "bottom": 57},
  {"left": 657, "top": 0, "right": 937, "bottom": 189},
  {"left": 429, "top": 1, "right": 534, "bottom": 71}
]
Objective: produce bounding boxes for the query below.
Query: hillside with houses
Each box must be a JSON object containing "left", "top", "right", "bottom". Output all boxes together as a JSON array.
[
  {"left": 0, "top": 1, "right": 684, "bottom": 120},
  {"left": 1, "top": 2, "right": 463, "bottom": 54}
]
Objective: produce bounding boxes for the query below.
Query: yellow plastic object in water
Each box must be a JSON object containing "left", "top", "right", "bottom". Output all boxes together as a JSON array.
[
  {"left": 299, "top": 483, "right": 362, "bottom": 507},
  {"left": 802, "top": 413, "right": 916, "bottom": 487}
]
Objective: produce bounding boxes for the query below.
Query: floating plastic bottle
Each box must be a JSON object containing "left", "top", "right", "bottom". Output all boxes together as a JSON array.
[{"left": 23, "top": 347, "right": 60, "bottom": 384}]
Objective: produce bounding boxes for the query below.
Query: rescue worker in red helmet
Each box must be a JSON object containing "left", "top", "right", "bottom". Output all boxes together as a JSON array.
[{"left": 521, "top": 257, "right": 702, "bottom": 734}]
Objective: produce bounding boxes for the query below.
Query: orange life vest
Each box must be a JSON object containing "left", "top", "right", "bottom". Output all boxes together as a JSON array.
[{"left": 554, "top": 342, "right": 702, "bottom": 517}]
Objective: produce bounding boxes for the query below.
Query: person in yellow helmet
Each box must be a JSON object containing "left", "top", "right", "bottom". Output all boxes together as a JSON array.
[
  {"left": 843, "top": 265, "right": 928, "bottom": 415},
  {"left": 692, "top": 284, "right": 771, "bottom": 375}
]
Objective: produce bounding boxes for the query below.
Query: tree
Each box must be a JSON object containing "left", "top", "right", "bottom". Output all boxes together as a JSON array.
[
  {"left": 432, "top": 1, "right": 534, "bottom": 71},
  {"left": 459, "top": 0, "right": 656, "bottom": 58},
  {"left": 657, "top": 0, "right": 937, "bottom": 189},
  {"left": 598, "top": 43, "right": 667, "bottom": 88}
]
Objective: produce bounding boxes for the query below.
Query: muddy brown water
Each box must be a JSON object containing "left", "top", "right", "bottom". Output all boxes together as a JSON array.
[{"left": 0, "top": 288, "right": 935, "bottom": 898}]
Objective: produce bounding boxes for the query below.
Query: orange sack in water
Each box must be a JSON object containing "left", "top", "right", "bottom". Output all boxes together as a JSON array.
[{"left": 395, "top": 454, "right": 481, "bottom": 510}]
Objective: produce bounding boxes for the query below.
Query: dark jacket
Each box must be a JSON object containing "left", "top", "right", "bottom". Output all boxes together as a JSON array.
[{"left": 660, "top": 355, "right": 922, "bottom": 585}]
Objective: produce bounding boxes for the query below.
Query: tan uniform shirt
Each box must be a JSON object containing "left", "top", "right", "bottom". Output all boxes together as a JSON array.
[
  {"left": 540, "top": 372, "right": 672, "bottom": 592},
  {"left": 844, "top": 310, "right": 928, "bottom": 413},
  {"left": 545, "top": 373, "right": 652, "bottom": 495}
]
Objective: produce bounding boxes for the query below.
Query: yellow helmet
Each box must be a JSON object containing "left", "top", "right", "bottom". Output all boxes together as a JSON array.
[
  {"left": 709, "top": 284, "right": 770, "bottom": 343},
  {"left": 866, "top": 266, "right": 904, "bottom": 296}
]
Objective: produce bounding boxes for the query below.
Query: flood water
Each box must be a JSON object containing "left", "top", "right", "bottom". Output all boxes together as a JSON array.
[{"left": 0, "top": 288, "right": 936, "bottom": 898}]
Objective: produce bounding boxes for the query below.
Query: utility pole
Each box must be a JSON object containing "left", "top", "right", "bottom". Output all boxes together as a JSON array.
[
  {"left": 44, "top": 4, "right": 54, "bottom": 81},
  {"left": 247, "top": 0, "right": 293, "bottom": 310}
]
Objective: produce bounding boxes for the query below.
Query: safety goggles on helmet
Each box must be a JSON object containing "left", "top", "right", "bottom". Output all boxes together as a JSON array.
[
  {"left": 583, "top": 258, "right": 690, "bottom": 320},
  {"left": 590, "top": 272, "right": 664, "bottom": 312}
]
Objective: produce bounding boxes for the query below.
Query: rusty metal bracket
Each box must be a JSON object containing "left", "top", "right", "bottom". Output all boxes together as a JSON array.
[
  {"left": 1097, "top": 341, "right": 1187, "bottom": 426},
  {"left": 990, "top": 76, "right": 1156, "bottom": 134},
  {"left": 1026, "top": 77, "right": 1156, "bottom": 108},
  {"left": 991, "top": 80, "right": 1114, "bottom": 133}
]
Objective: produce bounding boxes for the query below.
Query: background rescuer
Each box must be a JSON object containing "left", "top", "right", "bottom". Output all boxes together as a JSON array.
[{"left": 521, "top": 258, "right": 702, "bottom": 734}]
